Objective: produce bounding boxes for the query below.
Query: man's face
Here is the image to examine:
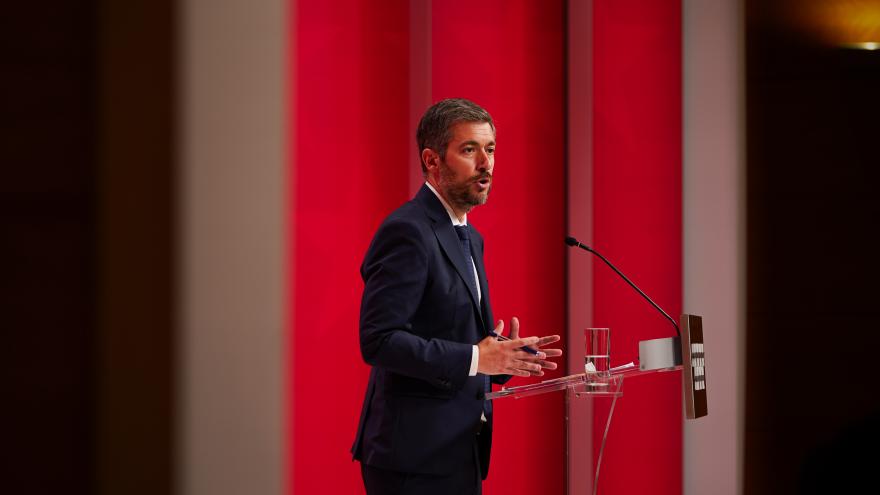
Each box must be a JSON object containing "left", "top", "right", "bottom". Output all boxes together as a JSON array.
[{"left": 436, "top": 121, "right": 495, "bottom": 212}]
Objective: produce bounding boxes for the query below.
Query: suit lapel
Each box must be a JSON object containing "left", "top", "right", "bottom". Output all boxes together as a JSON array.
[
  {"left": 415, "top": 185, "right": 484, "bottom": 326},
  {"left": 432, "top": 222, "right": 482, "bottom": 314},
  {"left": 470, "top": 233, "right": 492, "bottom": 336}
]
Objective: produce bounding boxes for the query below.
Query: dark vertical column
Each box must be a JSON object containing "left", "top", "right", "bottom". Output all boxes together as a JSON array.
[
  {"left": 96, "top": 1, "right": 175, "bottom": 494},
  {"left": 1, "top": 2, "right": 99, "bottom": 494},
  {"left": 0, "top": 1, "right": 175, "bottom": 493}
]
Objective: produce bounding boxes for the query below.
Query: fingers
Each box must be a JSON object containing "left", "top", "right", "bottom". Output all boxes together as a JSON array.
[
  {"left": 501, "top": 336, "right": 539, "bottom": 349},
  {"left": 484, "top": 325, "right": 564, "bottom": 377},
  {"left": 512, "top": 352, "right": 559, "bottom": 370},
  {"left": 496, "top": 329, "right": 562, "bottom": 350},
  {"left": 536, "top": 335, "right": 561, "bottom": 346},
  {"left": 509, "top": 316, "right": 520, "bottom": 339},
  {"left": 520, "top": 359, "right": 556, "bottom": 370},
  {"left": 513, "top": 349, "right": 545, "bottom": 360},
  {"left": 511, "top": 347, "right": 562, "bottom": 360},
  {"left": 503, "top": 355, "right": 559, "bottom": 376},
  {"left": 506, "top": 360, "right": 542, "bottom": 376},
  {"left": 510, "top": 349, "right": 561, "bottom": 374}
]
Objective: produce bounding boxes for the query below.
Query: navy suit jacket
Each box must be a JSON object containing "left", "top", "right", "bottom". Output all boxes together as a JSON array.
[{"left": 351, "top": 185, "right": 509, "bottom": 479}]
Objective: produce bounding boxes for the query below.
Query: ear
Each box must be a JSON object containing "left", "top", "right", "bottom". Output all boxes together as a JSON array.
[{"left": 421, "top": 148, "right": 440, "bottom": 176}]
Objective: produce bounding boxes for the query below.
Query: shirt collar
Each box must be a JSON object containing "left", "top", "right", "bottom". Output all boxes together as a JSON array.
[{"left": 425, "top": 182, "right": 467, "bottom": 226}]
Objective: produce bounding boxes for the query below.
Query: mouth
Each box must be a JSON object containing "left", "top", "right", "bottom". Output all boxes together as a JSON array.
[{"left": 475, "top": 176, "right": 492, "bottom": 191}]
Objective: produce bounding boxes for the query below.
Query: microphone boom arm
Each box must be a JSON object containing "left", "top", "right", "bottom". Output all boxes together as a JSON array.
[{"left": 565, "top": 236, "right": 681, "bottom": 337}]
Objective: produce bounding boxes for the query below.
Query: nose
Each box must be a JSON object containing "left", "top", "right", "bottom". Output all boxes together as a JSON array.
[{"left": 476, "top": 149, "right": 491, "bottom": 171}]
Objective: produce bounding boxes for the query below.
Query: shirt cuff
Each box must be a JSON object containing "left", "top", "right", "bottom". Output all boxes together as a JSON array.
[{"left": 469, "top": 345, "right": 479, "bottom": 376}]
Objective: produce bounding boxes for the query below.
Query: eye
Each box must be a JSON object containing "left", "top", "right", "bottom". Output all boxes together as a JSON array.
[
  {"left": 486, "top": 147, "right": 495, "bottom": 155},
  {"left": 463, "top": 146, "right": 475, "bottom": 154}
]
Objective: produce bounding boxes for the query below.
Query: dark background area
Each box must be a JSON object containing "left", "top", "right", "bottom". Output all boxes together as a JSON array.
[
  {"left": 2, "top": 2, "right": 99, "bottom": 492},
  {"left": 1, "top": 1, "right": 175, "bottom": 494},
  {"left": 746, "top": 1, "right": 880, "bottom": 493}
]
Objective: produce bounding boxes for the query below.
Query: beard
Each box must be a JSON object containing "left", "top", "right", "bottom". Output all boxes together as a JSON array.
[{"left": 438, "top": 161, "right": 491, "bottom": 213}]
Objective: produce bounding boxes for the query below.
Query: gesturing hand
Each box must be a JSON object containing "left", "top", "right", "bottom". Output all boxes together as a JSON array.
[{"left": 476, "top": 317, "right": 563, "bottom": 377}]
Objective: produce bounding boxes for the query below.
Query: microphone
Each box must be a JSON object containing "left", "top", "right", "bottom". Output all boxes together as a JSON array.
[
  {"left": 565, "top": 236, "right": 679, "bottom": 337},
  {"left": 566, "top": 235, "right": 708, "bottom": 419}
]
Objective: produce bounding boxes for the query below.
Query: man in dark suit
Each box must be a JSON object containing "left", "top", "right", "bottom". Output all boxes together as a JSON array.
[{"left": 351, "top": 98, "right": 562, "bottom": 495}]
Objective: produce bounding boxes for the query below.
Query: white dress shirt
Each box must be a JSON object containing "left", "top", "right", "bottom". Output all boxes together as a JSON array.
[{"left": 425, "top": 182, "right": 481, "bottom": 377}]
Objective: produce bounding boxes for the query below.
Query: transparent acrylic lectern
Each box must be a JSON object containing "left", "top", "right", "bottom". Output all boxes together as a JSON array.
[
  {"left": 486, "top": 364, "right": 682, "bottom": 495},
  {"left": 485, "top": 314, "right": 706, "bottom": 494}
]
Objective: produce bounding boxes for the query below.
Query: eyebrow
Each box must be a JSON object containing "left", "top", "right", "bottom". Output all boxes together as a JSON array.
[{"left": 459, "top": 139, "right": 496, "bottom": 147}]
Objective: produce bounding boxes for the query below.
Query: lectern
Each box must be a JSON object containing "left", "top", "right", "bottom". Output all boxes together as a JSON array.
[{"left": 487, "top": 314, "right": 707, "bottom": 494}]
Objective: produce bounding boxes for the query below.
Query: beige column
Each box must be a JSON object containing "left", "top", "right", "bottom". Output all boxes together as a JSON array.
[
  {"left": 177, "top": 0, "right": 286, "bottom": 494},
  {"left": 683, "top": 1, "right": 745, "bottom": 493}
]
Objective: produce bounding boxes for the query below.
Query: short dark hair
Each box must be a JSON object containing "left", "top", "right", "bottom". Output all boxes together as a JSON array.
[{"left": 416, "top": 98, "right": 495, "bottom": 175}]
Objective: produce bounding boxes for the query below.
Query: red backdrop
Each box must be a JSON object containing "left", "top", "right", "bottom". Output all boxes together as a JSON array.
[
  {"left": 592, "top": 1, "right": 683, "bottom": 494},
  {"left": 432, "top": 2, "right": 567, "bottom": 494},
  {"left": 289, "top": 1, "right": 411, "bottom": 493},
  {"left": 289, "top": 1, "right": 681, "bottom": 494}
]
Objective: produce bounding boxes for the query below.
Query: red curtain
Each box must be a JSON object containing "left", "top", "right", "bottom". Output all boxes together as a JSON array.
[
  {"left": 289, "top": 1, "right": 412, "bottom": 493},
  {"left": 592, "top": 1, "right": 683, "bottom": 494},
  {"left": 431, "top": 2, "right": 567, "bottom": 494}
]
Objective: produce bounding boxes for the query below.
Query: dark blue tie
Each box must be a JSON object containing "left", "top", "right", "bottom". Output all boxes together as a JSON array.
[
  {"left": 454, "top": 225, "right": 492, "bottom": 417},
  {"left": 454, "top": 225, "right": 478, "bottom": 298}
]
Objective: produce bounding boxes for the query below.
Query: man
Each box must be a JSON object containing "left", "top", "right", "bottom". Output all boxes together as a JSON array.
[{"left": 351, "top": 98, "right": 562, "bottom": 495}]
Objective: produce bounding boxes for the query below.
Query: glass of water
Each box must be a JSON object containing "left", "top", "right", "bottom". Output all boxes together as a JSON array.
[{"left": 584, "top": 327, "right": 611, "bottom": 377}]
